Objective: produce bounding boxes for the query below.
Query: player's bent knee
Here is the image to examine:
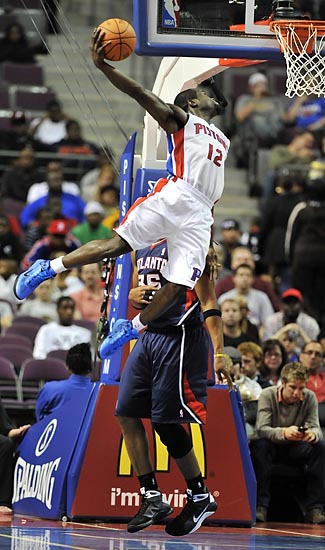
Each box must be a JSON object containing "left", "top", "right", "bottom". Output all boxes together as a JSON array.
[
  {"left": 116, "top": 416, "right": 144, "bottom": 434},
  {"left": 153, "top": 422, "right": 192, "bottom": 459}
]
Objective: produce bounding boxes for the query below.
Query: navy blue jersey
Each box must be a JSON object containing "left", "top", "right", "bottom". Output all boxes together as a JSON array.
[{"left": 135, "top": 240, "right": 203, "bottom": 329}]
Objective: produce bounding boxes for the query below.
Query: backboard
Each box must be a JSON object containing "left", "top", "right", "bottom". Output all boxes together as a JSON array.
[{"left": 133, "top": 0, "right": 284, "bottom": 60}]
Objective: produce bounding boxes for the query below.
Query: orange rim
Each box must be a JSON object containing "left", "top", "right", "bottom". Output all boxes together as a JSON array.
[
  {"left": 270, "top": 19, "right": 325, "bottom": 35},
  {"left": 270, "top": 19, "right": 325, "bottom": 54}
]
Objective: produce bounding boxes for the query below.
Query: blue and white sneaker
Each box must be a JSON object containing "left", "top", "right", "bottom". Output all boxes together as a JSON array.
[
  {"left": 98, "top": 319, "right": 139, "bottom": 359},
  {"left": 14, "top": 259, "right": 56, "bottom": 300}
]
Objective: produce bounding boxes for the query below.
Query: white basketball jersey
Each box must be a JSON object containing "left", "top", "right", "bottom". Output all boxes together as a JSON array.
[{"left": 166, "top": 113, "right": 230, "bottom": 203}]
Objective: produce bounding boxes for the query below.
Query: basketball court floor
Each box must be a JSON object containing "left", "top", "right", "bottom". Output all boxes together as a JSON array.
[{"left": 0, "top": 517, "right": 324, "bottom": 550}]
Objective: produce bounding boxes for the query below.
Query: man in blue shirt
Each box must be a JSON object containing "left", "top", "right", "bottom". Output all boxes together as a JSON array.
[
  {"left": 20, "top": 168, "right": 85, "bottom": 229},
  {"left": 36, "top": 342, "right": 93, "bottom": 421}
]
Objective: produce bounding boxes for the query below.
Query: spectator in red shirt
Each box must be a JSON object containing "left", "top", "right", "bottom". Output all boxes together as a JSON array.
[{"left": 300, "top": 341, "right": 325, "bottom": 404}]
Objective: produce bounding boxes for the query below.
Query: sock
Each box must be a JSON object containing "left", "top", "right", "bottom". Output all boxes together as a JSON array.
[
  {"left": 50, "top": 256, "right": 67, "bottom": 274},
  {"left": 186, "top": 474, "right": 206, "bottom": 495},
  {"left": 132, "top": 313, "right": 147, "bottom": 332},
  {"left": 138, "top": 472, "right": 159, "bottom": 492}
]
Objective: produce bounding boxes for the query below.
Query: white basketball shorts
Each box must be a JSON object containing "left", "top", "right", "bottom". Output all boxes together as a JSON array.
[{"left": 116, "top": 178, "right": 213, "bottom": 289}]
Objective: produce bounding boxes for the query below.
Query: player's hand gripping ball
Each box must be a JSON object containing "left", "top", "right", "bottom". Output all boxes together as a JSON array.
[{"left": 97, "top": 18, "right": 136, "bottom": 61}]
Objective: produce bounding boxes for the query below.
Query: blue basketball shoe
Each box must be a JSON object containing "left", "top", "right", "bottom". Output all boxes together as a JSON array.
[
  {"left": 98, "top": 319, "right": 139, "bottom": 359},
  {"left": 14, "top": 259, "right": 56, "bottom": 300}
]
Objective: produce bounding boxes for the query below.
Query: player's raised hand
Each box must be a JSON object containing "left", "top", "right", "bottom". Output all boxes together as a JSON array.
[{"left": 90, "top": 28, "right": 108, "bottom": 68}]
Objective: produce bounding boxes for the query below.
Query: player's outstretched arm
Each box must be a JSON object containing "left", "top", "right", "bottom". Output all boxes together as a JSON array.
[
  {"left": 195, "top": 273, "right": 233, "bottom": 389},
  {"left": 90, "top": 29, "right": 186, "bottom": 133}
]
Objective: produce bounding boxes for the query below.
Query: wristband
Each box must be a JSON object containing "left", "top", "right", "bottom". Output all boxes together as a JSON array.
[
  {"left": 214, "top": 353, "right": 227, "bottom": 358},
  {"left": 203, "top": 309, "right": 222, "bottom": 320},
  {"left": 132, "top": 313, "right": 147, "bottom": 332}
]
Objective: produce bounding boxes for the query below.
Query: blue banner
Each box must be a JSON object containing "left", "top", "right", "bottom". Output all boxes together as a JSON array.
[
  {"left": 101, "top": 164, "right": 168, "bottom": 382},
  {"left": 101, "top": 133, "right": 136, "bottom": 383}
]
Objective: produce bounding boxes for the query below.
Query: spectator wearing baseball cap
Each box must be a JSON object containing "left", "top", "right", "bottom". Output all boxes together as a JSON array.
[
  {"left": 233, "top": 70, "right": 286, "bottom": 183},
  {"left": 219, "top": 218, "right": 242, "bottom": 270},
  {"left": 248, "top": 72, "right": 268, "bottom": 88},
  {"left": 71, "top": 201, "right": 113, "bottom": 245},
  {"left": 281, "top": 288, "right": 303, "bottom": 302},
  {"left": 21, "top": 218, "right": 81, "bottom": 270},
  {"left": 263, "top": 287, "right": 320, "bottom": 342}
]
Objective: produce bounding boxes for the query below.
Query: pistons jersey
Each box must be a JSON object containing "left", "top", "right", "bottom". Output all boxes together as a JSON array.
[
  {"left": 135, "top": 240, "right": 203, "bottom": 330},
  {"left": 166, "top": 112, "right": 230, "bottom": 204}
]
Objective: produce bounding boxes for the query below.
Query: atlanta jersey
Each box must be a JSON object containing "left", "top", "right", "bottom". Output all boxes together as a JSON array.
[{"left": 135, "top": 240, "right": 203, "bottom": 329}]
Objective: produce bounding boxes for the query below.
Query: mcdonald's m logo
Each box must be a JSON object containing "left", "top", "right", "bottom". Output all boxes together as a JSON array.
[{"left": 117, "top": 423, "right": 206, "bottom": 477}]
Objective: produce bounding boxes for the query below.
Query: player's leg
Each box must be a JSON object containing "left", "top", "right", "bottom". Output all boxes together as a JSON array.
[
  {"left": 151, "top": 325, "right": 217, "bottom": 536},
  {"left": 14, "top": 183, "right": 173, "bottom": 302},
  {"left": 153, "top": 423, "right": 217, "bottom": 536},
  {"left": 115, "top": 334, "right": 173, "bottom": 533},
  {"left": 117, "top": 417, "right": 152, "bottom": 475},
  {"left": 14, "top": 233, "right": 131, "bottom": 300},
  {"left": 117, "top": 416, "right": 172, "bottom": 532}
]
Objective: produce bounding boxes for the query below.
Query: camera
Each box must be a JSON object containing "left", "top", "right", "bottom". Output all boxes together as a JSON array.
[{"left": 298, "top": 426, "right": 306, "bottom": 433}]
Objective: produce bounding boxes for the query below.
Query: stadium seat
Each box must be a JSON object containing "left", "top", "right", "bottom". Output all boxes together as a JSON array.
[
  {"left": 13, "top": 86, "right": 55, "bottom": 111},
  {"left": 0, "top": 86, "right": 10, "bottom": 109},
  {"left": 0, "top": 356, "right": 22, "bottom": 403},
  {"left": 0, "top": 344, "right": 33, "bottom": 372},
  {"left": 1, "top": 62, "right": 44, "bottom": 86},
  {"left": 5, "top": 322, "right": 42, "bottom": 344},
  {"left": 12, "top": 315, "right": 46, "bottom": 328},
  {"left": 19, "top": 357, "right": 69, "bottom": 405},
  {"left": 0, "top": 334, "right": 33, "bottom": 350}
]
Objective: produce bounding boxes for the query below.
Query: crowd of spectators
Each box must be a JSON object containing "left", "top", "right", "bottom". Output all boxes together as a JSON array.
[{"left": 0, "top": 13, "right": 325, "bottom": 524}]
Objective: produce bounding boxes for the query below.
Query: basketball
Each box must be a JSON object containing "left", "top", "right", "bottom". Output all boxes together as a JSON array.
[{"left": 97, "top": 18, "right": 136, "bottom": 62}]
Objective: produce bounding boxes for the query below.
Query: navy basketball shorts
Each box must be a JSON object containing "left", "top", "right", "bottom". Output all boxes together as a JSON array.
[{"left": 115, "top": 325, "right": 209, "bottom": 424}]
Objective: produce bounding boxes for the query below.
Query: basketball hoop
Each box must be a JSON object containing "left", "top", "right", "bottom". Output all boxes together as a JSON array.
[{"left": 270, "top": 20, "right": 325, "bottom": 98}]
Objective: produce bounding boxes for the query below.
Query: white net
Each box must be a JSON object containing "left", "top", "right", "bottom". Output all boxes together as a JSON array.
[{"left": 271, "top": 22, "right": 325, "bottom": 98}]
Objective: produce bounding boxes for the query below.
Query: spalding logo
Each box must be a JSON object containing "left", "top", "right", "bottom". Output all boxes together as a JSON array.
[{"left": 35, "top": 419, "right": 58, "bottom": 457}]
